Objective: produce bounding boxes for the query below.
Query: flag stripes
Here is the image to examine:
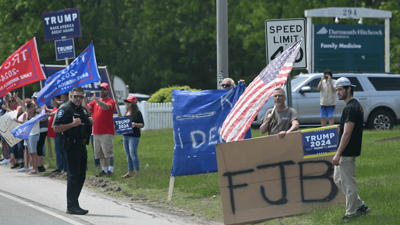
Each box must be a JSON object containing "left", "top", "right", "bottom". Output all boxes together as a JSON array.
[{"left": 221, "top": 40, "right": 302, "bottom": 142}]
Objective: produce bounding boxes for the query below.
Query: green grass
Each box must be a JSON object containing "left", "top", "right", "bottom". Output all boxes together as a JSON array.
[{"left": 44, "top": 126, "right": 400, "bottom": 224}]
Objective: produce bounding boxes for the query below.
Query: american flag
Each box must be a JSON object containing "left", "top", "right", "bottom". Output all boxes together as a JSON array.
[{"left": 220, "top": 39, "right": 302, "bottom": 142}]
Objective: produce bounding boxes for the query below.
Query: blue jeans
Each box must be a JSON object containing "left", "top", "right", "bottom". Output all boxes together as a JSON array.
[
  {"left": 123, "top": 136, "right": 140, "bottom": 171},
  {"left": 55, "top": 133, "right": 66, "bottom": 170},
  {"left": 27, "top": 135, "right": 40, "bottom": 153}
]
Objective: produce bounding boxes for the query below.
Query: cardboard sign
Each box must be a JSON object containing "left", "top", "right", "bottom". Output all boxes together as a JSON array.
[
  {"left": 301, "top": 126, "right": 338, "bottom": 159},
  {"left": 113, "top": 116, "right": 133, "bottom": 135},
  {"left": 216, "top": 129, "right": 345, "bottom": 225},
  {"left": 0, "top": 111, "right": 22, "bottom": 147}
]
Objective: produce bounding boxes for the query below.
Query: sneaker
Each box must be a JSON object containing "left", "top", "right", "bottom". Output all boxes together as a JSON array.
[
  {"left": 107, "top": 171, "right": 113, "bottom": 177},
  {"left": 51, "top": 169, "right": 61, "bottom": 174},
  {"left": 66, "top": 206, "right": 89, "bottom": 215},
  {"left": 0, "top": 159, "right": 10, "bottom": 165},
  {"left": 20, "top": 162, "right": 24, "bottom": 168},
  {"left": 18, "top": 168, "right": 27, "bottom": 172},
  {"left": 357, "top": 205, "right": 371, "bottom": 215},
  {"left": 38, "top": 166, "right": 46, "bottom": 173},
  {"left": 95, "top": 171, "right": 107, "bottom": 177},
  {"left": 341, "top": 215, "right": 358, "bottom": 222},
  {"left": 11, "top": 163, "right": 20, "bottom": 169},
  {"left": 27, "top": 166, "right": 33, "bottom": 172}
]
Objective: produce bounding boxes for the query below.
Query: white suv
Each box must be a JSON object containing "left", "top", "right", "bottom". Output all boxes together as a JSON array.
[{"left": 252, "top": 73, "right": 400, "bottom": 130}]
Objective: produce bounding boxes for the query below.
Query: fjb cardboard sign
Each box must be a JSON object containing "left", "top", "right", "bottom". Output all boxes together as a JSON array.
[
  {"left": 42, "top": 7, "right": 82, "bottom": 42},
  {"left": 216, "top": 129, "right": 345, "bottom": 225}
]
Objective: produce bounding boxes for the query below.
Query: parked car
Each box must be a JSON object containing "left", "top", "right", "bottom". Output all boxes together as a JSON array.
[
  {"left": 252, "top": 72, "right": 400, "bottom": 130},
  {"left": 115, "top": 93, "right": 150, "bottom": 117}
]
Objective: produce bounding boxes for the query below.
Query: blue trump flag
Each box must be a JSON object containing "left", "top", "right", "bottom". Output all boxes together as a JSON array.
[
  {"left": 11, "top": 109, "right": 46, "bottom": 140},
  {"left": 37, "top": 43, "right": 100, "bottom": 107},
  {"left": 171, "top": 82, "right": 252, "bottom": 177}
]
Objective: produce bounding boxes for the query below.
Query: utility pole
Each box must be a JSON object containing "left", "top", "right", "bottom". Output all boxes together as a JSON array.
[{"left": 216, "top": 0, "right": 228, "bottom": 89}]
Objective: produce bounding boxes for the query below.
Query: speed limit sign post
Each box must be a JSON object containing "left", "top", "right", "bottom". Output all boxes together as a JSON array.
[{"left": 265, "top": 18, "right": 306, "bottom": 69}]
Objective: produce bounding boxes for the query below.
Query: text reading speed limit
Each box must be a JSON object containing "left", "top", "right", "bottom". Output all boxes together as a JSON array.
[{"left": 265, "top": 18, "right": 306, "bottom": 69}]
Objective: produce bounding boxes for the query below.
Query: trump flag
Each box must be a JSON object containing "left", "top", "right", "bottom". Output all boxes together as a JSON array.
[
  {"left": 0, "top": 37, "right": 47, "bottom": 98},
  {"left": 221, "top": 39, "right": 302, "bottom": 142},
  {"left": 37, "top": 43, "right": 100, "bottom": 107},
  {"left": 11, "top": 109, "right": 47, "bottom": 140}
]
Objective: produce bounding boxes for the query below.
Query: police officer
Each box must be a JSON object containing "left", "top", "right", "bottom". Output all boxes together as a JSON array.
[{"left": 54, "top": 87, "right": 94, "bottom": 215}]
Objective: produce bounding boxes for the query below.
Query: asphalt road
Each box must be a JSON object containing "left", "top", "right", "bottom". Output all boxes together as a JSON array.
[{"left": 0, "top": 164, "right": 212, "bottom": 225}]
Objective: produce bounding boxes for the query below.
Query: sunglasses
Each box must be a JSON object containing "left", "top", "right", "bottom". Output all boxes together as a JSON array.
[
  {"left": 99, "top": 87, "right": 107, "bottom": 91},
  {"left": 8, "top": 100, "right": 15, "bottom": 103},
  {"left": 273, "top": 95, "right": 284, "bottom": 98},
  {"left": 73, "top": 95, "right": 84, "bottom": 99},
  {"left": 221, "top": 84, "right": 231, "bottom": 88}
]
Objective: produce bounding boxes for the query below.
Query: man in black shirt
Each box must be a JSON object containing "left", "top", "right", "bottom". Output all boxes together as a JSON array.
[
  {"left": 332, "top": 77, "right": 371, "bottom": 222},
  {"left": 54, "top": 87, "right": 94, "bottom": 215}
]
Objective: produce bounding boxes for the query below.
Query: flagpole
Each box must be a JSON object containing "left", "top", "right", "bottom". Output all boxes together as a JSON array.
[{"left": 286, "top": 72, "right": 292, "bottom": 107}]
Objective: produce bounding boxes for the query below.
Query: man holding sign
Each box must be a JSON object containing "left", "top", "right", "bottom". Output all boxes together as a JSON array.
[
  {"left": 332, "top": 77, "right": 371, "bottom": 222},
  {"left": 260, "top": 88, "right": 299, "bottom": 139}
]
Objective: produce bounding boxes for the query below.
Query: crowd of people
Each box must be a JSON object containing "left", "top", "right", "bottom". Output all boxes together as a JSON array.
[
  {"left": 0, "top": 83, "right": 144, "bottom": 215},
  {"left": 1, "top": 77, "right": 370, "bottom": 220}
]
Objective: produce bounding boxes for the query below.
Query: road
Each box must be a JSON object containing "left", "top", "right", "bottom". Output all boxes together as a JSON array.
[{"left": 0, "top": 165, "right": 217, "bottom": 225}]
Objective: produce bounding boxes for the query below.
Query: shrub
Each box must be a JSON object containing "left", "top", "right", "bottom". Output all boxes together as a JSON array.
[{"left": 148, "top": 85, "right": 201, "bottom": 103}]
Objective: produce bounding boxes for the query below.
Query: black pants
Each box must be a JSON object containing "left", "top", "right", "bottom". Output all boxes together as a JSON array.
[
  {"left": 65, "top": 143, "right": 87, "bottom": 208},
  {"left": 36, "top": 132, "right": 47, "bottom": 157}
]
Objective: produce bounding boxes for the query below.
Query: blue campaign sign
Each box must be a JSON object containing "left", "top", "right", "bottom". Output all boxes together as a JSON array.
[
  {"left": 37, "top": 43, "right": 100, "bottom": 108},
  {"left": 313, "top": 24, "right": 384, "bottom": 72},
  {"left": 301, "top": 126, "right": 338, "bottom": 159},
  {"left": 55, "top": 38, "right": 75, "bottom": 61},
  {"left": 114, "top": 116, "right": 133, "bottom": 135},
  {"left": 42, "top": 8, "right": 82, "bottom": 42},
  {"left": 170, "top": 82, "right": 252, "bottom": 177}
]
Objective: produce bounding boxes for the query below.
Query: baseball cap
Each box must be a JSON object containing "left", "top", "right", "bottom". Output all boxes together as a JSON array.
[
  {"left": 99, "top": 82, "right": 109, "bottom": 90},
  {"left": 32, "top": 92, "right": 38, "bottom": 98},
  {"left": 124, "top": 95, "right": 138, "bottom": 103},
  {"left": 334, "top": 77, "right": 356, "bottom": 88}
]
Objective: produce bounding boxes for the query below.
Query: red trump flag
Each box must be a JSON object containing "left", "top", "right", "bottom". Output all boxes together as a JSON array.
[
  {"left": 0, "top": 37, "right": 47, "bottom": 98},
  {"left": 221, "top": 39, "right": 302, "bottom": 142}
]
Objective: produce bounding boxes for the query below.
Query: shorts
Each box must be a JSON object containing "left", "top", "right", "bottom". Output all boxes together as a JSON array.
[
  {"left": 93, "top": 134, "right": 114, "bottom": 159},
  {"left": 320, "top": 105, "right": 335, "bottom": 118},
  {"left": 27, "top": 134, "right": 40, "bottom": 154}
]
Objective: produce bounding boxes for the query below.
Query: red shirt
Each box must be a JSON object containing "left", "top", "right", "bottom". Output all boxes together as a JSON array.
[
  {"left": 88, "top": 97, "right": 116, "bottom": 134},
  {"left": 47, "top": 107, "right": 58, "bottom": 138}
]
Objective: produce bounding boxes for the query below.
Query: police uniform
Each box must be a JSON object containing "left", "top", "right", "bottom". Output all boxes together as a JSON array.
[{"left": 54, "top": 101, "right": 92, "bottom": 212}]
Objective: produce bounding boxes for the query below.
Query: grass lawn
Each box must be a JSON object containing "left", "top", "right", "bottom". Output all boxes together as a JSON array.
[{"left": 44, "top": 125, "right": 400, "bottom": 224}]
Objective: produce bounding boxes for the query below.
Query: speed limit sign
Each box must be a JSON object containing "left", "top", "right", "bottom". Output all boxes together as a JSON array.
[{"left": 265, "top": 18, "right": 306, "bottom": 69}]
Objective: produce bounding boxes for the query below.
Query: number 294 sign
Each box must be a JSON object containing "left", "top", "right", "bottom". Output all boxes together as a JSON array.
[{"left": 265, "top": 18, "right": 306, "bottom": 69}]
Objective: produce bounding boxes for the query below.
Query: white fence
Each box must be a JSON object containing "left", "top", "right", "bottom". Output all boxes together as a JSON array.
[{"left": 141, "top": 101, "right": 173, "bottom": 131}]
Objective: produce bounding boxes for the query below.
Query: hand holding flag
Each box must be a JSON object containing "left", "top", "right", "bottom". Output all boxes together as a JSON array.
[{"left": 11, "top": 109, "right": 47, "bottom": 140}]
